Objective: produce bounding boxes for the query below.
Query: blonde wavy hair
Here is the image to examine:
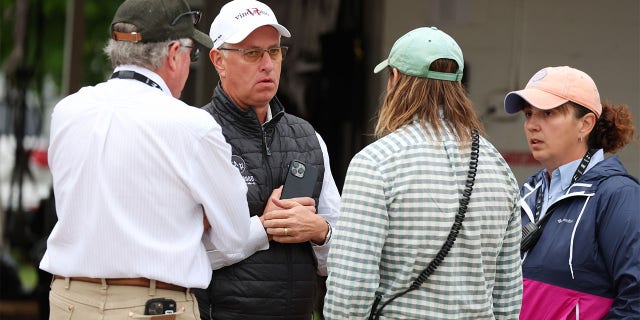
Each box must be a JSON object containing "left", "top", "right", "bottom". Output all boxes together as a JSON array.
[{"left": 374, "top": 59, "right": 485, "bottom": 142}]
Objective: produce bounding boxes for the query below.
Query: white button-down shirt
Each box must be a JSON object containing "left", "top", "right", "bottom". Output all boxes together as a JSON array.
[{"left": 39, "top": 65, "right": 268, "bottom": 289}]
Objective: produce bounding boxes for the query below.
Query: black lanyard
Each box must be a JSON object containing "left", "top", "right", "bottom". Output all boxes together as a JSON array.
[
  {"left": 110, "top": 70, "right": 161, "bottom": 91},
  {"left": 533, "top": 150, "right": 593, "bottom": 222}
]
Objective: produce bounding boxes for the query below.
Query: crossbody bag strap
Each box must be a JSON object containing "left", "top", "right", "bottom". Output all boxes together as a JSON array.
[{"left": 369, "top": 129, "right": 480, "bottom": 320}]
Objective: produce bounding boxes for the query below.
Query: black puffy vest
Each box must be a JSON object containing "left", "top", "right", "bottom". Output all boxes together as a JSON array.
[{"left": 200, "top": 84, "right": 325, "bottom": 320}]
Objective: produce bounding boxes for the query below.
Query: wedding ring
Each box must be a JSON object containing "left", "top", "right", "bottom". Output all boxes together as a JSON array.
[{"left": 284, "top": 227, "right": 288, "bottom": 236}]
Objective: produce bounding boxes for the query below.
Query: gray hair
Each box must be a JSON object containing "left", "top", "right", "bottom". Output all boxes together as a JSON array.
[{"left": 104, "top": 22, "right": 191, "bottom": 69}]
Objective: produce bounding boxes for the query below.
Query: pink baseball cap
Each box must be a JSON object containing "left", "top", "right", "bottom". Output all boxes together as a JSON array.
[{"left": 504, "top": 66, "right": 602, "bottom": 117}]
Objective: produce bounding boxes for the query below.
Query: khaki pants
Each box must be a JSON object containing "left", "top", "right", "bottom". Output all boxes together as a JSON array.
[{"left": 49, "top": 278, "right": 200, "bottom": 320}]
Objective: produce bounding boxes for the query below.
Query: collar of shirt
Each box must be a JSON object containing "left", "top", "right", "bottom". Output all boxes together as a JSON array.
[
  {"left": 263, "top": 103, "right": 273, "bottom": 126},
  {"left": 111, "top": 64, "right": 172, "bottom": 96},
  {"left": 541, "top": 149, "right": 604, "bottom": 214}
]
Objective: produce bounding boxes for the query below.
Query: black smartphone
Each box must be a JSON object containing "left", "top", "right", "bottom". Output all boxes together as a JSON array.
[
  {"left": 144, "top": 297, "right": 177, "bottom": 315},
  {"left": 281, "top": 160, "right": 318, "bottom": 199}
]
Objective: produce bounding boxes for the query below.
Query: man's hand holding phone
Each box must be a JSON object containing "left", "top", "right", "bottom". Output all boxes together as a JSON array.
[
  {"left": 261, "top": 160, "right": 328, "bottom": 244},
  {"left": 262, "top": 194, "right": 326, "bottom": 244},
  {"left": 261, "top": 187, "right": 316, "bottom": 242}
]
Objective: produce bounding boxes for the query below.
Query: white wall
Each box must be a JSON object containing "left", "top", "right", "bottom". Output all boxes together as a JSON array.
[{"left": 372, "top": 0, "right": 639, "bottom": 181}]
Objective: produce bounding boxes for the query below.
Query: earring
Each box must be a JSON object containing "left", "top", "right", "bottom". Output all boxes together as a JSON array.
[{"left": 578, "top": 136, "right": 582, "bottom": 142}]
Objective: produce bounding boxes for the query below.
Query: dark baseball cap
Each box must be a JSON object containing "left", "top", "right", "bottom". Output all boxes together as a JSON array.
[{"left": 111, "top": 0, "right": 213, "bottom": 49}]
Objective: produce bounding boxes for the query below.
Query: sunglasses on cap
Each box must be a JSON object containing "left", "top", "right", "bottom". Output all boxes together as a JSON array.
[
  {"left": 171, "top": 10, "right": 201, "bottom": 26},
  {"left": 170, "top": 11, "right": 201, "bottom": 62}
]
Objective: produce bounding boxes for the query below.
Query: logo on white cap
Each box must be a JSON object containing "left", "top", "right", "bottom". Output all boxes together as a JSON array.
[
  {"left": 209, "top": 0, "right": 290, "bottom": 49},
  {"left": 234, "top": 7, "right": 270, "bottom": 19}
]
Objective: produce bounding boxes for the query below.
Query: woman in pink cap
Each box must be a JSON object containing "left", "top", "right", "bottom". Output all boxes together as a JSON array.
[{"left": 504, "top": 66, "right": 639, "bottom": 319}]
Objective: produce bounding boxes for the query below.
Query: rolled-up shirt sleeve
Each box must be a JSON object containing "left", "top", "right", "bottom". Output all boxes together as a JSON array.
[
  {"left": 203, "top": 216, "right": 269, "bottom": 270},
  {"left": 191, "top": 119, "right": 269, "bottom": 269}
]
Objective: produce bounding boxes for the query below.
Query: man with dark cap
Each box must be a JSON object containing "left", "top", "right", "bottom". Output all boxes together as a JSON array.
[{"left": 39, "top": 0, "right": 286, "bottom": 318}]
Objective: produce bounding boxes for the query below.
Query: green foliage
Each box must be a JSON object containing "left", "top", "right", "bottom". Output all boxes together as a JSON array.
[
  {"left": 0, "top": 0, "right": 122, "bottom": 94},
  {"left": 84, "top": 1, "right": 123, "bottom": 85}
]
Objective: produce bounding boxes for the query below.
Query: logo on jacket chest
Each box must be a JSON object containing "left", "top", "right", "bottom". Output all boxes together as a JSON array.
[{"left": 231, "top": 155, "right": 256, "bottom": 185}]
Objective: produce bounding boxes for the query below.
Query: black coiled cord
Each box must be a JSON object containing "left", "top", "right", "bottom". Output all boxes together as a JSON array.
[{"left": 369, "top": 129, "right": 480, "bottom": 320}]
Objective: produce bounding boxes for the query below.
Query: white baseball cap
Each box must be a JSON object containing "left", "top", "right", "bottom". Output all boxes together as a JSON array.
[{"left": 209, "top": 0, "right": 291, "bottom": 49}]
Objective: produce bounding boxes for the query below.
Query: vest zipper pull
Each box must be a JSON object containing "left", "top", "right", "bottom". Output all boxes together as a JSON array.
[{"left": 262, "top": 130, "right": 271, "bottom": 156}]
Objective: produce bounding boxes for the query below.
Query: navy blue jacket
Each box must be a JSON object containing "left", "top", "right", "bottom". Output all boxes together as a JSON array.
[{"left": 519, "top": 155, "right": 640, "bottom": 319}]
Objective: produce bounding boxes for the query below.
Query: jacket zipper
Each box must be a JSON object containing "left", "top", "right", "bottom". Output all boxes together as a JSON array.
[
  {"left": 262, "top": 128, "right": 272, "bottom": 156},
  {"left": 261, "top": 126, "right": 274, "bottom": 192}
]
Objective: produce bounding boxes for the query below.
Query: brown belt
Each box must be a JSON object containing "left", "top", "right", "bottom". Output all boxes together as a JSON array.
[{"left": 53, "top": 275, "right": 187, "bottom": 292}]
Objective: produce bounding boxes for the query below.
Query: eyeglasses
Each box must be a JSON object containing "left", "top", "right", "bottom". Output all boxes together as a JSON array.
[
  {"left": 218, "top": 46, "right": 289, "bottom": 63},
  {"left": 181, "top": 45, "right": 199, "bottom": 62},
  {"left": 171, "top": 10, "right": 202, "bottom": 26}
]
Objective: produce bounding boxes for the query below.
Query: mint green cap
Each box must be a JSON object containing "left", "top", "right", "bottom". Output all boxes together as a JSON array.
[{"left": 374, "top": 27, "right": 464, "bottom": 81}]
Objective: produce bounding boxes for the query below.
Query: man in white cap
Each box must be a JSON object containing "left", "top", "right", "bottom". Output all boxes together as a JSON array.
[{"left": 194, "top": 0, "right": 340, "bottom": 319}]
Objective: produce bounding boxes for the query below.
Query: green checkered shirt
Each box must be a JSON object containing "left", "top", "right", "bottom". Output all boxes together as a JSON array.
[{"left": 325, "top": 120, "right": 522, "bottom": 319}]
